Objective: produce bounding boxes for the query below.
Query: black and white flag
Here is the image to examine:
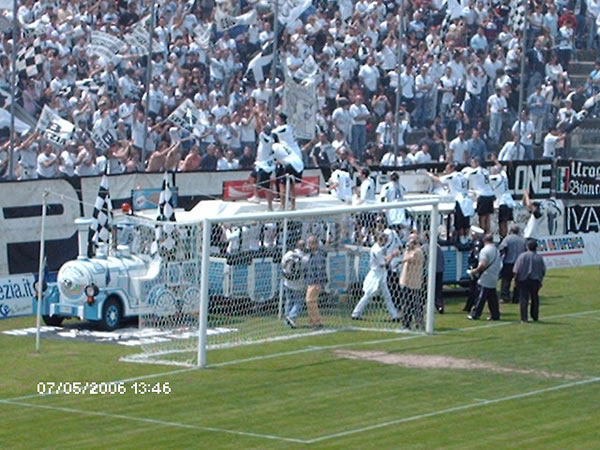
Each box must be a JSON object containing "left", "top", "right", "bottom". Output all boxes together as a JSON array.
[
  {"left": 76, "top": 78, "right": 104, "bottom": 94},
  {"left": 246, "top": 41, "right": 274, "bottom": 83},
  {"left": 216, "top": 8, "right": 257, "bottom": 32},
  {"left": 509, "top": 0, "right": 527, "bottom": 31},
  {"left": 167, "top": 99, "right": 204, "bottom": 135},
  {"left": 151, "top": 172, "right": 177, "bottom": 257},
  {"left": 16, "top": 38, "right": 44, "bottom": 78},
  {"left": 88, "top": 174, "right": 113, "bottom": 257},
  {"left": 36, "top": 106, "right": 75, "bottom": 147}
]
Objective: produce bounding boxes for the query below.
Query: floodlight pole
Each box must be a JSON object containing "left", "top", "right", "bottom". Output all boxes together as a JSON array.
[
  {"left": 8, "top": 0, "right": 18, "bottom": 180},
  {"left": 393, "top": 9, "right": 405, "bottom": 160},
  {"left": 35, "top": 191, "right": 49, "bottom": 352},
  {"left": 269, "top": 0, "right": 280, "bottom": 126},
  {"left": 142, "top": 1, "right": 156, "bottom": 165},
  {"left": 516, "top": 0, "right": 530, "bottom": 158}
]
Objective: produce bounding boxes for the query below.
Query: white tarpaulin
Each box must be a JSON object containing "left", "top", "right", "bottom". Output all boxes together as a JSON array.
[
  {"left": 167, "top": 99, "right": 204, "bottom": 135},
  {"left": 36, "top": 106, "right": 74, "bottom": 147},
  {"left": 283, "top": 75, "right": 316, "bottom": 140},
  {"left": 0, "top": 108, "right": 30, "bottom": 134},
  {"left": 89, "top": 31, "right": 126, "bottom": 64},
  {"left": 91, "top": 115, "right": 118, "bottom": 150},
  {"left": 216, "top": 8, "right": 257, "bottom": 31}
]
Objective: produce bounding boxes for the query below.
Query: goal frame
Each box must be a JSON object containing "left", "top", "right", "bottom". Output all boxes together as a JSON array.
[{"left": 197, "top": 198, "right": 440, "bottom": 368}]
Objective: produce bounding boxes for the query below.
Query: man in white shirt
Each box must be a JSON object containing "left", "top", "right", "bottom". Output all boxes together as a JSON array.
[
  {"left": 487, "top": 87, "right": 507, "bottom": 145},
  {"left": 273, "top": 112, "right": 301, "bottom": 159},
  {"left": 414, "top": 64, "right": 434, "bottom": 128},
  {"left": 328, "top": 163, "right": 353, "bottom": 202},
  {"left": 463, "top": 157, "right": 495, "bottom": 233},
  {"left": 429, "top": 163, "right": 474, "bottom": 244},
  {"left": 379, "top": 172, "right": 409, "bottom": 227},
  {"left": 58, "top": 141, "right": 78, "bottom": 177},
  {"left": 399, "top": 65, "right": 416, "bottom": 112},
  {"left": 489, "top": 153, "right": 515, "bottom": 238},
  {"left": 358, "top": 55, "right": 380, "bottom": 99},
  {"left": 36, "top": 143, "right": 59, "bottom": 179},
  {"left": 217, "top": 149, "right": 239, "bottom": 171},
  {"left": 248, "top": 127, "right": 275, "bottom": 210},
  {"left": 349, "top": 96, "right": 370, "bottom": 161},
  {"left": 542, "top": 127, "right": 566, "bottom": 159},
  {"left": 511, "top": 110, "right": 535, "bottom": 160},
  {"left": 332, "top": 98, "right": 352, "bottom": 139},
  {"left": 498, "top": 131, "right": 526, "bottom": 161},
  {"left": 448, "top": 129, "right": 469, "bottom": 165}
]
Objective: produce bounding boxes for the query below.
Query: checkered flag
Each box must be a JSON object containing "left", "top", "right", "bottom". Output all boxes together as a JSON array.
[
  {"left": 151, "top": 172, "right": 177, "bottom": 257},
  {"left": 76, "top": 78, "right": 104, "bottom": 94},
  {"left": 88, "top": 174, "right": 114, "bottom": 257},
  {"left": 15, "top": 38, "right": 44, "bottom": 78},
  {"left": 509, "top": 0, "right": 527, "bottom": 31}
]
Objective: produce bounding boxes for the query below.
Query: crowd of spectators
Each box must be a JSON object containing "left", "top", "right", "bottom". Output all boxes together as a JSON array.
[{"left": 0, "top": 0, "right": 599, "bottom": 181}]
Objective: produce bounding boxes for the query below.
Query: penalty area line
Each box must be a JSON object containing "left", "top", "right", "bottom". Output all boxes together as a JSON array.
[
  {"left": 0, "top": 398, "right": 309, "bottom": 444},
  {"left": 305, "top": 376, "right": 600, "bottom": 444}
]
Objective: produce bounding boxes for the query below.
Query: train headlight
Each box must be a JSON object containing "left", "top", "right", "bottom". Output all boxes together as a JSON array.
[{"left": 84, "top": 284, "right": 99, "bottom": 297}]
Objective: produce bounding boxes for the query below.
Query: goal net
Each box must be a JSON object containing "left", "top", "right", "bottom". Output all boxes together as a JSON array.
[{"left": 123, "top": 198, "right": 440, "bottom": 367}]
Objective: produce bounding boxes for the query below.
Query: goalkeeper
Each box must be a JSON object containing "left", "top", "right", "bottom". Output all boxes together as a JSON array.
[
  {"left": 351, "top": 233, "right": 401, "bottom": 322},
  {"left": 281, "top": 239, "right": 306, "bottom": 329}
]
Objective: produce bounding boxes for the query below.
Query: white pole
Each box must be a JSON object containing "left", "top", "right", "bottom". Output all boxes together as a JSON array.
[
  {"left": 197, "top": 217, "right": 212, "bottom": 368},
  {"left": 277, "top": 175, "right": 291, "bottom": 319},
  {"left": 425, "top": 202, "right": 440, "bottom": 335},
  {"left": 35, "top": 191, "right": 49, "bottom": 352}
]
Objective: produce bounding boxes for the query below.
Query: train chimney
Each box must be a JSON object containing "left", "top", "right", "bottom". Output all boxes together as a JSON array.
[{"left": 74, "top": 218, "right": 93, "bottom": 259}]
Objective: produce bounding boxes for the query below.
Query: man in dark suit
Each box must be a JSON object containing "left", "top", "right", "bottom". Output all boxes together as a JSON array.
[{"left": 513, "top": 239, "right": 547, "bottom": 323}]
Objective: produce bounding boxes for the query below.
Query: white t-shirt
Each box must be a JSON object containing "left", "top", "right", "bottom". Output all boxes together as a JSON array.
[
  {"left": 36, "top": 152, "right": 59, "bottom": 178},
  {"left": 272, "top": 143, "right": 304, "bottom": 173},
  {"left": 349, "top": 103, "right": 369, "bottom": 126},
  {"left": 358, "top": 64, "right": 379, "bottom": 92},
  {"left": 359, "top": 177, "right": 376, "bottom": 204},
  {"left": 498, "top": 141, "right": 525, "bottom": 161},
  {"left": 488, "top": 94, "right": 507, "bottom": 114},
  {"left": 329, "top": 169, "right": 353, "bottom": 202},
  {"left": 255, "top": 132, "right": 275, "bottom": 173},
  {"left": 490, "top": 170, "right": 515, "bottom": 207},
  {"left": 449, "top": 138, "right": 469, "bottom": 164},
  {"left": 59, "top": 150, "right": 76, "bottom": 177},
  {"left": 273, "top": 124, "right": 301, "bottom": 158},
  {"left": 543, "top": 133, "right": 561, "bottom": 158},
  {"left": 463, "top": 166, "right": 494, "bottom": 196}
]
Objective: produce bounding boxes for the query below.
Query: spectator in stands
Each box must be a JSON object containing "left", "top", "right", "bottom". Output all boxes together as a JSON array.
[
  {"left": 542, "top": 126, "right": 567, "bottom": 159},
  {"left": 447, "top": 129, "right": 469, "bottom": 165},
  {"left": 487, "top": 86, "right": 508, "bottom": 146},
  {"left": 217, "top": 149, "right": 239, "bottom": 171},
  {"left": 498, "top": 131, "right": 526, "bottom": 161},
  {"left": 467, "top": 128, "right": 487, "bottom": 164},
  {"left": 511, "top": 110, "right": 535, "bottom": 160},
  {"left": 200, "top": 144, "right": 218, "bottom": 171},
  {"left": 36, "top": 143, "right": 59, "bottom": 179},
  {"left": 349, "top": 95, "right": 370, "bottom": 161}
]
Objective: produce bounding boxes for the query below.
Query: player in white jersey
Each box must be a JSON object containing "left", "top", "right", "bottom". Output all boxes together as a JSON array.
[
  {"left": 489, "top": 154, "right": 515, "bottom": 238},
  {"left": 273, "top": 112, "right": 302, "bottom": 158},
  {"left": 429, "top": 163, "right": 474, "bottom": 244},
  {"left": 462, "top": 157, "right": 495, "bottom": 233},
  {"left": 248, "top": 126, "right": 275, "bottom": 210},
  {"left": 272, "top": 134, "right": 304, "bottom": 210},
  {"left": 351, "top": 232, "right": 401, "bottom": 321},
  {"left": 328, "top": 163, "right": 353, "bottom": 202},
  {"left": 379, "top": 172, "right": 409, "bottom": 227}
]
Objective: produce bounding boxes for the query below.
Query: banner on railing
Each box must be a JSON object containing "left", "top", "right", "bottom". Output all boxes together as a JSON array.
[
  {"left": 0, "top": 274, "right": 35, "bottom": 319},
  {"left": 538, "top": 233, "right": 600, "bottom": 269}
]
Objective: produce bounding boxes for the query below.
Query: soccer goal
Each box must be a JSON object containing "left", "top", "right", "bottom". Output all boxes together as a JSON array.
[{"left": 123, "top": 197, "right": 440, "bottom": 367}]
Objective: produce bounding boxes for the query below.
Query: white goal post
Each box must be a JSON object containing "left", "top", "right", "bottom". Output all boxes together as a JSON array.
[{"left": 125, "top": 198, "right": 440, "bottom": 368}]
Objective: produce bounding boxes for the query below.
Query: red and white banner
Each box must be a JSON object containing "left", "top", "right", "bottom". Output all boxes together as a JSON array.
[{"left": 223, "top": 176, "right": 320, "bottom": 201}]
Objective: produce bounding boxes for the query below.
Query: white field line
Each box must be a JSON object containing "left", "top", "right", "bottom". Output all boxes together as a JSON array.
[
  {"left": 0, "top": 398, "right": 306, "bottom": 444},
  {"left": 1, "top": 376, "right": 599, "bottom": 445},
  {"left": 304, "top": 376, "right": 600, "bottom": 444},
  {"left": 4, "top": 308, "right": 599, "bottom": 402},
  {"left": 208, "top": 308, "right": 600, "bottom": 368}
]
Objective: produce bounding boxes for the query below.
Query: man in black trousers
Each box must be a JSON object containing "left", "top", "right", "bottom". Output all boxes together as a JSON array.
[
  {"left": 513, "top": 239, "right": 546, "bottom": 323},
  {"left": 498, "top": 224, "right": 526, "bottom": 303}
]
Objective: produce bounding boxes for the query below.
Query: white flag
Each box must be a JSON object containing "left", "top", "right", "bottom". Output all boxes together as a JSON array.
[
  {"left": 215, "top": 8, "right": 257, "bottom": 32},
  {"left": 36, "top": 106, "right": 75, "bottom": 147}
]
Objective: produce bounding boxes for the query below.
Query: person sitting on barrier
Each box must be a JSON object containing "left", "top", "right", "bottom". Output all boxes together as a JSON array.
[
  {"left": 272, "top": 133, "right": 304, "bottom": 211},
  {"left": 248, "top": 126, "right": 275, "bottom": 210},
  {"left": 351, "top": 232, "right": 401, "bottom": 322}
]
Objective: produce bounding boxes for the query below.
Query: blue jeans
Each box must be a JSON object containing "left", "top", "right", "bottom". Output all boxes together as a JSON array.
[
  {"left": 489, "top": 112, "right": 503, "bottom": 144},
  {"left": 284, "top": 286, "right": 304, "bottom": 320},
  {"left": 351, "top": 124, "right": 367, "bottom": 161}
]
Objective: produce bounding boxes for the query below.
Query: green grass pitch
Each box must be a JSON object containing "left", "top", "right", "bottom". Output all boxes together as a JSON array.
[{"left": 1, "top": 266, "right": 599, "bottom": 448}]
